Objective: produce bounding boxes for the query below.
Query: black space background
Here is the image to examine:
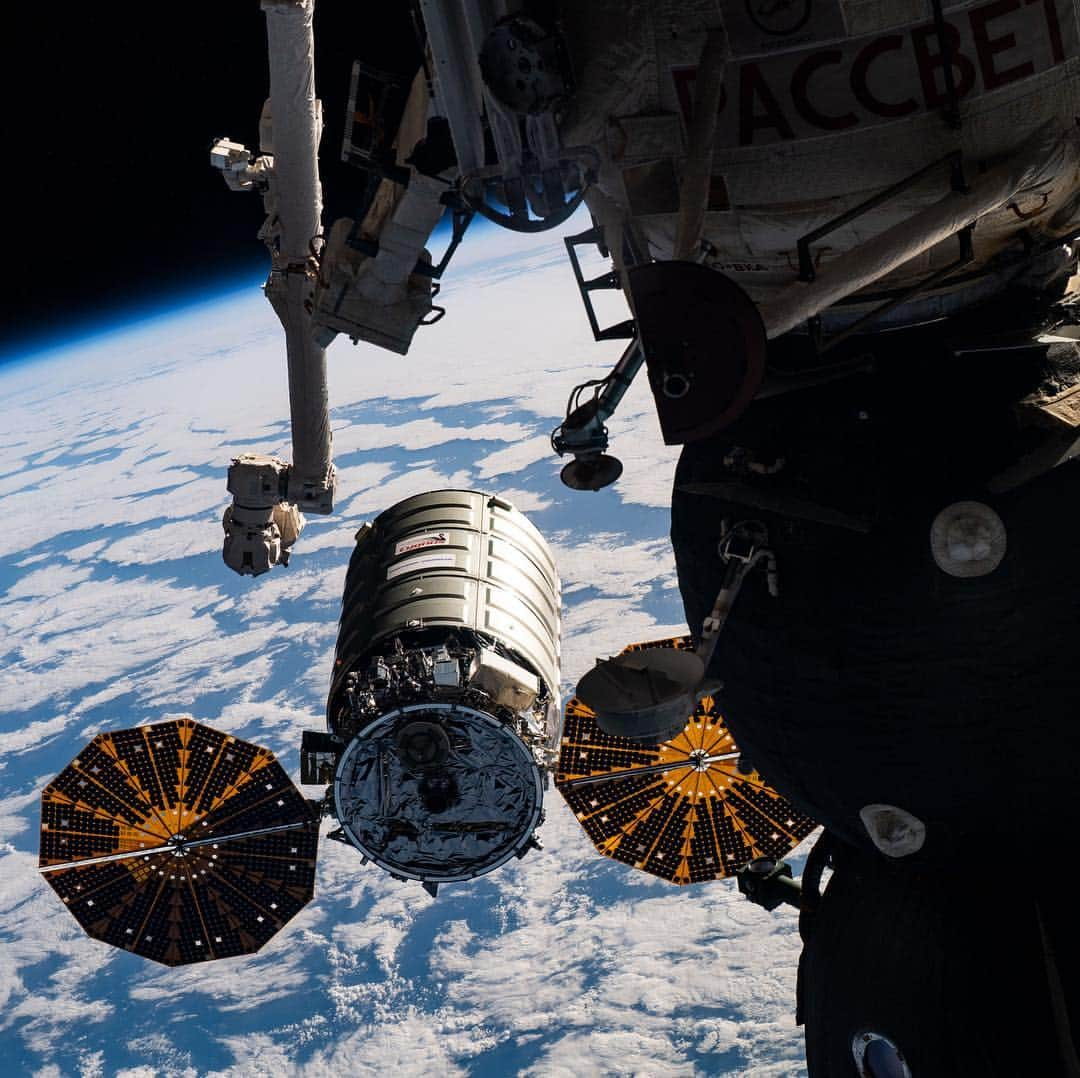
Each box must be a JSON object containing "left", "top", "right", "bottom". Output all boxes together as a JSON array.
[{"left": 3, "top": 4, "right": 420, "bottom": 359}]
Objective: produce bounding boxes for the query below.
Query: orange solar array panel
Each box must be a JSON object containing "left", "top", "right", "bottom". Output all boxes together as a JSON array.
[
  {"left": 556, "top": 638, "right": 816, "bottom": 885},
  {"left": 39, "top": 717, "right": 318, "bottom": 966}
]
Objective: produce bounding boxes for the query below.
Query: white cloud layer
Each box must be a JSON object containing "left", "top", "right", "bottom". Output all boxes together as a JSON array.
[{"left": 0, "top": 216, "right": 809, "bottom": 1075}]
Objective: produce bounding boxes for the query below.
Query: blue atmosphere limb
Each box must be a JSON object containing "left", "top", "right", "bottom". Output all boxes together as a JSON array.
[{"left": 0, "top": 265, "right": 267, "bottom": 372}]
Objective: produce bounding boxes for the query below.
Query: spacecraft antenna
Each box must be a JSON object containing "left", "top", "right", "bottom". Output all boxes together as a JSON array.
[{"left": 576, "top": 522, "right": 775, "bottom": 741}]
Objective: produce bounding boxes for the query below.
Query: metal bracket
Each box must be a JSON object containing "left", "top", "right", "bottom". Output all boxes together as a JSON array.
[
  {"left": 737, "top": 858, "right": 802, "bottom": 912},
  {"left": 417, "top": 199, "right": 474, "bottom": 279},
  {"left": 930, "top": 0, "right": 963, "bottom": 130},
  {"left": 695, "top": 521, "right": 779, "bottom": 667},
  {"left": 718, "top": 520, "right": 769, "bottom": 565},
  {"left": 343, "top": 200, "right": 473, "bottom": 282},
  {"left": 564, "top": 225, "right": 635, "bottom": 341}
]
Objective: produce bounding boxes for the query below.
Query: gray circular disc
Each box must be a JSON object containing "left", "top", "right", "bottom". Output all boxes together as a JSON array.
[
  {"left": 560, "top": 454, "right": 623, "bottom": 491},
  {"left": 333, "top": 703, "right": 543, "bottom": 883},
  {"left": 929, "top": 500, "right": 1006, "bottom": 578}
]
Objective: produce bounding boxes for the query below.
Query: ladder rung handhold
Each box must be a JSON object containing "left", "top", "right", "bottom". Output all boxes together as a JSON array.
[{"left": 584, "top": 271, "right": 621, "bottom": 291}]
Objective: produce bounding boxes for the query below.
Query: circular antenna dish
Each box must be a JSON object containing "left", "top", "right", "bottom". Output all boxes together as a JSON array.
[
  {"left": 560, "top": 454, "right": 623, "bottom": 491},
  {"left": 626, "top": 262, "right": 766, "bottom": 443},
  {"left": 576, "top": 645, "right": 706, "bottom": 742}
]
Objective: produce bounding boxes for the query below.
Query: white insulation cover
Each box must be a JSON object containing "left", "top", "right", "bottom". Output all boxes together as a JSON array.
[
  {"left": 262, "top": 0, "right": 322, "bottom": 261},
  {"left": 561, "top": 0, "right": 1080, "bottom": 312},
  {"left": 333, "top": 704, "right": 544, "bottom": 883},
  {"left": 261, "top": 0, "right": 332, "bottom": 495}
]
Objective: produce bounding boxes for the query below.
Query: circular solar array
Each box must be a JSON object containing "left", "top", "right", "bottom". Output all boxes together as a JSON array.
[
  {"left": 39, "top": 717, "right": 318, "bottom": 966},
  {"left": 556, "top": 637, "right": 817, "bottom": 885}
]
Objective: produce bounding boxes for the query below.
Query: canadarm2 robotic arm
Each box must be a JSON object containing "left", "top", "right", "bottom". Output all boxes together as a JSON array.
[{"left": 212, "top": 0, "right": 335, "bottom": 576}]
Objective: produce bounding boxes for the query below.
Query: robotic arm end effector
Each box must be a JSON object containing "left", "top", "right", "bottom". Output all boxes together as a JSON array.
[
  {"left": 210, "top": 137, "right": 271, "bottom": 194},
  {"left": 222, "top": 454, "right": 307, "bottom": 576}
]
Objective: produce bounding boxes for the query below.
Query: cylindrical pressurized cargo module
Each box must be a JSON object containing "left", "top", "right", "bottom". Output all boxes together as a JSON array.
[{"left": 301, "top": 490, "right": 561, "bottom": 892}]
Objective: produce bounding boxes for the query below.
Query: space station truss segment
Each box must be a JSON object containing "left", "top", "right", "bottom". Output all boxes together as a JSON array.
[
  {"left": 556, "top": 637, "right": 817, "bottom": 886},
  {"left": 38, "top": 717, "right": 319, "bottom": 966}
]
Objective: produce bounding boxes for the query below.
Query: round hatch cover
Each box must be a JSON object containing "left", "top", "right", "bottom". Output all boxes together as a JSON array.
[{"left": 334, "top": 703, "right": 543, "bottom": 883}]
